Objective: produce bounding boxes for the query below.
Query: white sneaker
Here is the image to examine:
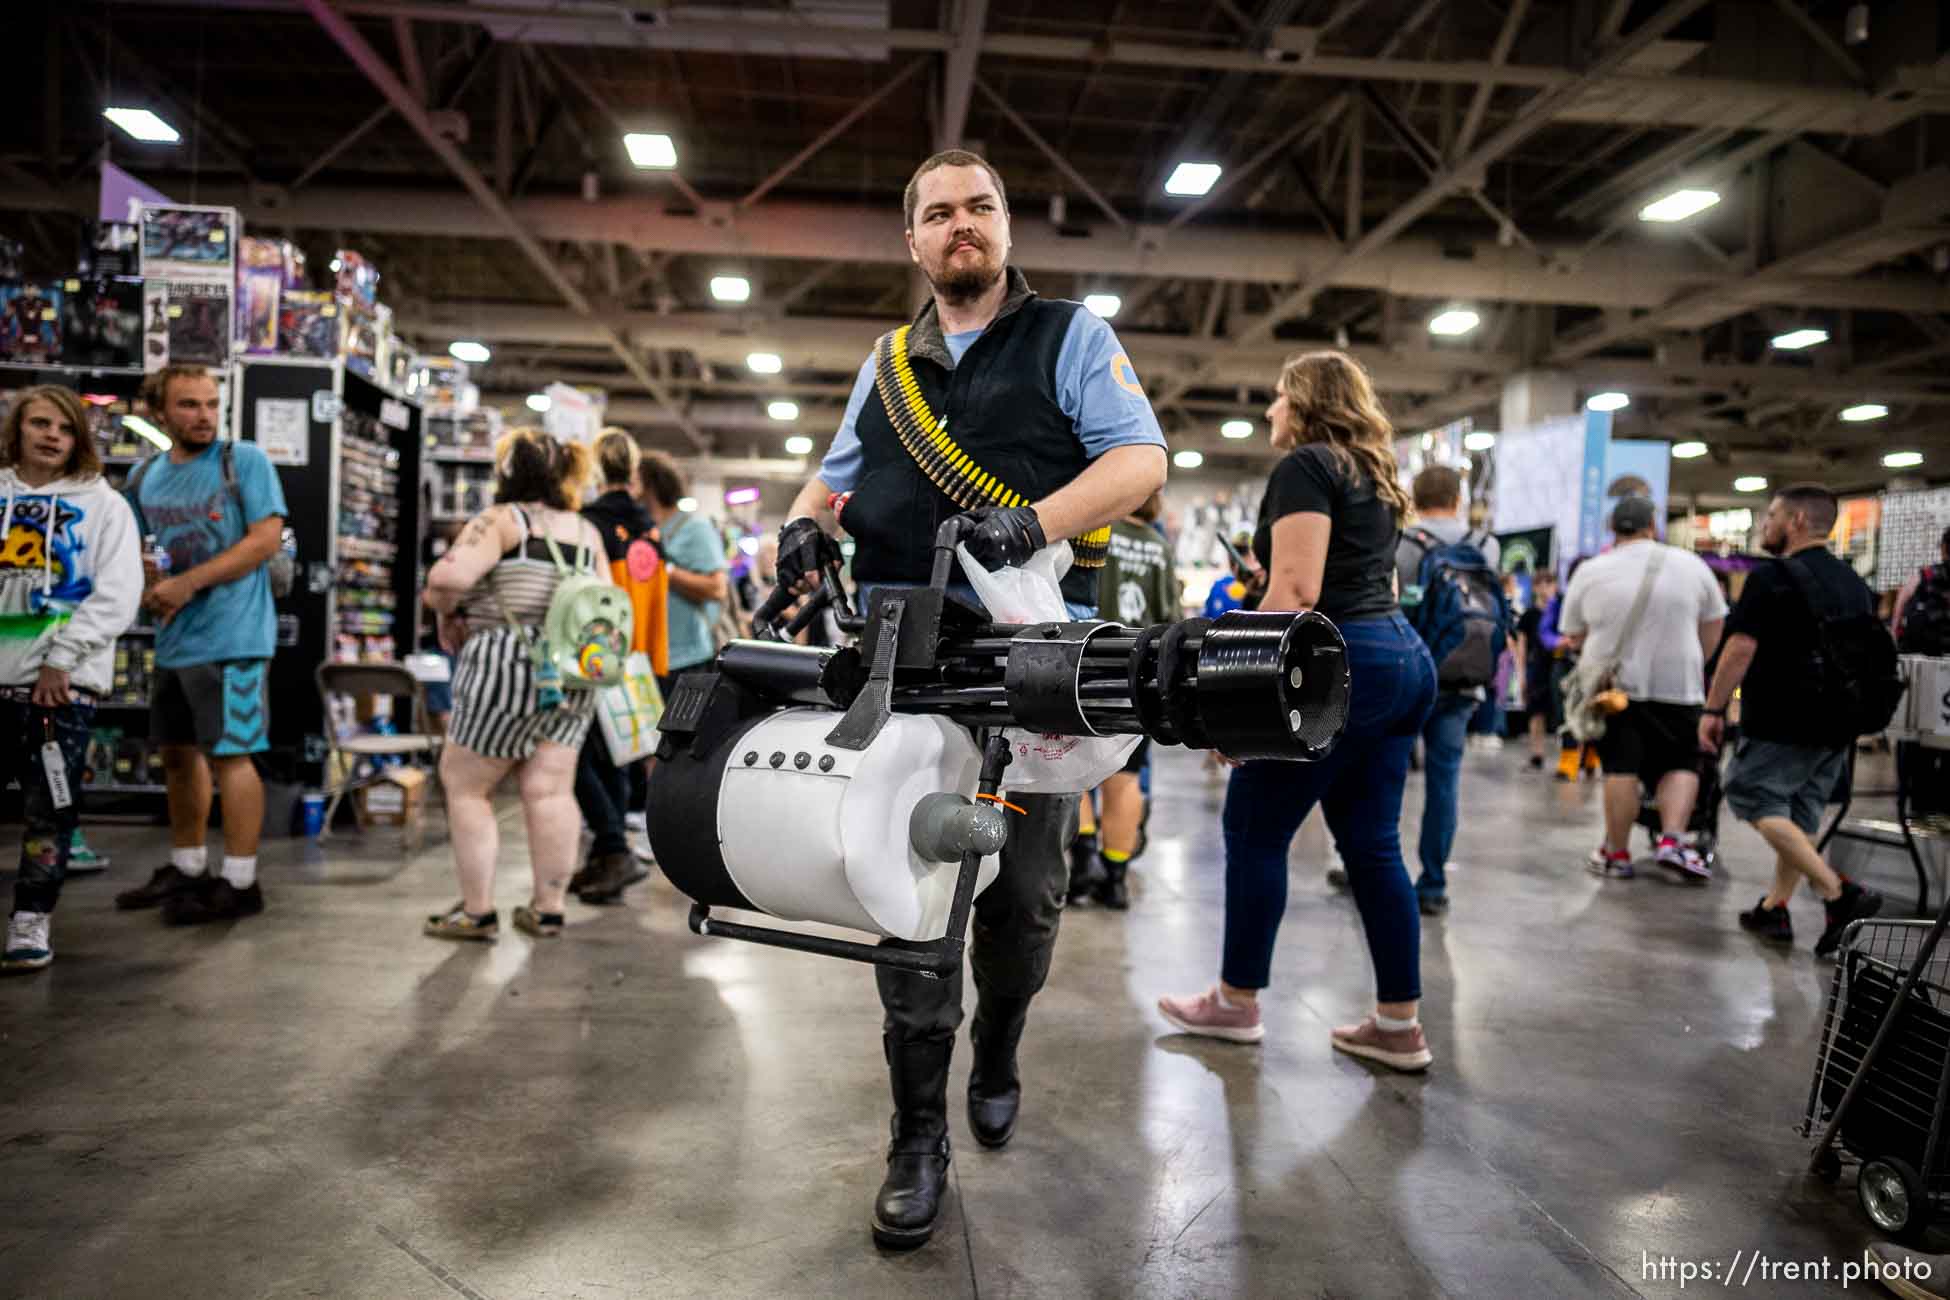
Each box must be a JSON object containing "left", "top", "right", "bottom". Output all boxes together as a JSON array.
[
  {"left": 3, "top": 911, "right": 52, "bottom": 972},
  {"left": 623, "top": 811, "right": 648, "bottom": 833}
]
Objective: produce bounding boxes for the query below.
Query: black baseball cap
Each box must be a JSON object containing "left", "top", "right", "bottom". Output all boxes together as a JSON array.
[{"left": 1610, "top": 495, "right": 1657, "bottom": 535}]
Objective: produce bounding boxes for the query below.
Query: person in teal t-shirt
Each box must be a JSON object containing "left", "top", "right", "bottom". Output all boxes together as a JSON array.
[
  {"left": 115, "top": 366, "right": 289, "bottom": 928},
  {"left": 636, "top": 451, "right": 729, "bottom": 685}
]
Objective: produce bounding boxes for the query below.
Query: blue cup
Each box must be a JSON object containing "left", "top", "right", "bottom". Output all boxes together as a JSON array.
[{"left": 300, "top": 793, "right": 327, "bottom": 838}]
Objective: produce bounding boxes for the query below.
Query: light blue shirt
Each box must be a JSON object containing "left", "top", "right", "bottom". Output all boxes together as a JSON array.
[
  {"left": 133, "top": 439, "right": 288, "bottom": 668},
  {"left": 817, "top": 307, "right": 1166, "bottom": 493},
  {"left": 663, "top": 511, "right": 728, "bottom": 672}
]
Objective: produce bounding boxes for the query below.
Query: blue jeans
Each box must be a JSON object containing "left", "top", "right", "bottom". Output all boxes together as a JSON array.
[
  {"left": 1416, "top": 692, "right": 1478, "bottom": 898},
  {"left": 1220, "top": 613, "right": 1437, "bottom": 1001}
]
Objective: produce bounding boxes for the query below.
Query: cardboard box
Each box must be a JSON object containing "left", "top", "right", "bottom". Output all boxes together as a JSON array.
[{"left": 357, "top": 766, "right": 429, "bottom": 827}]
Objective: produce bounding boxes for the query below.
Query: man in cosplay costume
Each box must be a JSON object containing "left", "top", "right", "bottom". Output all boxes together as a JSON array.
[{"left": 774, "top": 150, "right": 1168, "bottom": 1250}]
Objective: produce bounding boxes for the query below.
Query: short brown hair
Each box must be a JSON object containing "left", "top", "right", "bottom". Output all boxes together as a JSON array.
[
  {"left": 139, "top": 364, "right": 214, "bottom": 414},
  {"left": 1412, "top": 464, "right": 1463, "bottom": 512},
  {"left": 637, "top": 449, "right": 686, "bottom": 509},
  {"left": 1775, "top": 482, "right": 1839, "bottom": 538},
  {"left": 903, "top": 149, "right": 1008, "bottom": 231},
  {"left": 593, "top": 426, "right": 640, "bottom": 486},
  {"left": 2, "top": 384, "right": 102, "bottom": 481},
  {"left": 492, "top": 426, "right": 592, "bottom": 511}
]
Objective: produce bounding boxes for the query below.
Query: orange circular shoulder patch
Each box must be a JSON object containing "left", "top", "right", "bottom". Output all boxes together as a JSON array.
[{"left": 1110, "top": 352, "right": 1144, "bottom": 397}]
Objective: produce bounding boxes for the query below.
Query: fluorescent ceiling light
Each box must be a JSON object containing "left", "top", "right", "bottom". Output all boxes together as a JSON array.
[
  {"left": 709, "top": 275, "right": 751, "bottom": 303},
  {"left": 623, "top": 132, "right": 677, "bottom": 169},
  {"left": 1586, "top": 391, "right": 1630, "bottom": 412},
  {"left": 1083, "top": 293, "right": 1121, "bottom": 319},
  {"left": 122, "top": 414, "right": 172, "bottom": 449},
  {"left": 525, "top": 393, "right": 551, "bottom": 413},
  {"left": 1671, "top": 440, "right": 1709, "bottom": 459},
  {"left": 1638, "top": 188, "right": 1721, "bottom": 223},
  {"left": 746, "top": 351, "right": 782, "bottom": 374},
  {"left": 1173, "top": 449, "right": 1204, "bottom": 469},
  {"left": 784, "top": 435, "right": 814, "bottom": 455},
  {"left": 1164, "top": 162, "right": 1222, "bottom": 196},
  {"left": 1840, "top": 403, "right": 1888, "bottom": 422},
  {"left": 1220, "top": 420, "right": 1253, "bottom": 439},
  {"left": 1883, "top": 451, "right": 1924, "bottom": 469},
  {"left": 448, "top": 340, "right": 491, "bottom": 364},
  {"left": 767, "top": 400, "right": 799, "bottom": 421},
  {"left": 676, "top": 497, "right": 698, "bottom": 512},
  {"left": 724, "top": 486, "right": 762, "bottom": 506},
  {"left": 1463, "top": 431, "right": 1497, "bottom": 451},
  {"left": 1428, "top": 308, "right": 1481, "bottom": 337},
  {"left": 1733, "top": 475, "right": 1769, "bottom": 493},
  {"left": 103, "top": 107, "right": 180, "bottom": 143},
  {"left": 1770, "top": 328, "right": 1829, "bottom": 351}
]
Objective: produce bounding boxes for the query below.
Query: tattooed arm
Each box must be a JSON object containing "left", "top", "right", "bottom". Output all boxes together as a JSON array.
[{"left": 424, "top": 506, "right": 513, "bottom": 614}]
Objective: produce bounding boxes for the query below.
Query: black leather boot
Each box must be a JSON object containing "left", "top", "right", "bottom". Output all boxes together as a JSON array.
[
  {"left": 871, "top": 1033, "right": 953, "bottom": 1250},
  {"left": 1066, "top": 830, "right": 1103, "bottom": 904},
  {"left": 967, "top": 995, "right": 1030, "bottom": 1149},
  {"left": 1093, "top": 854, "right": 1130, "bottom": 911}
]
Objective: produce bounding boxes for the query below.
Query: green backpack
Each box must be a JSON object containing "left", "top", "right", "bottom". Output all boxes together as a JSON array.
[{"left": 496, "top": 529, "right": 632, "bottom": 692}]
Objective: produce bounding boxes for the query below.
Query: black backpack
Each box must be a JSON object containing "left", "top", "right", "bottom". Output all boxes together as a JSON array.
[
  {"left": 1898, "top": 565, "right": 1950, "bottom": 656},
  {"left": 1781, "top": 554, "right": 1905, "bottom": 742},
  {"left": 1401, "top": 527, "right": 1508, "bottom": 691}
]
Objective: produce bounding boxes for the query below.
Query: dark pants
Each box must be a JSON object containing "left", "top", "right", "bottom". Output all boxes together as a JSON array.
[
  {"left": 1220, "top": 613, "right": 1436, "bottom": 1001},
  {"left": 5, "top": 697, "right": 94, "bottom": 915},
  {"left": 876, "top": 791, "right": 1078, "bottom": 1042},
  {"left": 573, "top": 729, "right": 630, "bottom": 858},
  {"left": 1417, "top": 691, "right": 1478, "bottom": 897}
]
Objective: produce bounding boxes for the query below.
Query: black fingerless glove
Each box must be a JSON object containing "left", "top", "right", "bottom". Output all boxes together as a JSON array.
[
  {"left": 958, "top": 506, "right": 1047, "bottom": 570},
  {"left": 776, "top": 515, "right": 840, "bottom": 590}
]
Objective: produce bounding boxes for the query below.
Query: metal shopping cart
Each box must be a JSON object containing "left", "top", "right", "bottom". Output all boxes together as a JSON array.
[{"left": 1804, "top": 916, "right": 1950, "bottom": 1241}]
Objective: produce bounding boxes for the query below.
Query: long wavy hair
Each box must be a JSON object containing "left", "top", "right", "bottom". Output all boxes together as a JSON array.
[{"left": 1273, "top": 350, "right": 1412, "bottom": 522}]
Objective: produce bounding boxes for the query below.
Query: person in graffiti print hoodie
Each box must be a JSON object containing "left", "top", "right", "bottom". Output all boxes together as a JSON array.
[{"left": 0, "top": 384, "right": 143, "bottom": 971}]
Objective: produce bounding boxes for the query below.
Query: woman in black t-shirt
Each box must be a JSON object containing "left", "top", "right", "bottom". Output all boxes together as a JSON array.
[{"left": 1159, "top": 351, "right": 1439, "bottom": 1070}]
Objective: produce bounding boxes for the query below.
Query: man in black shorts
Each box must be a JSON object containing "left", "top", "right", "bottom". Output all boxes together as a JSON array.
[
  {"left": 1702, "top": 484, "right": 1884, "bottom": 953},
  {"left": 1560, "top": 496, "right": 1726, "bottom": 882}
]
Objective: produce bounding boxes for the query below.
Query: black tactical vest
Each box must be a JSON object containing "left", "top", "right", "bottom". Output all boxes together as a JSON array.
[{"left": 839, "top": 271, "right": 1097, "bottom": 607}]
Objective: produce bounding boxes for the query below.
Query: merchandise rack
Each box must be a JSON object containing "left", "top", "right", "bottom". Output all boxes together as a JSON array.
[{"left": 232, "top": 356, "right": 423, "bottom": 787}]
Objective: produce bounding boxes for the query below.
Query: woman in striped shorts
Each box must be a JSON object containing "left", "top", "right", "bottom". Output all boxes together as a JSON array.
[{"left": 421, "top": 428, "right": 612, "bottom": 941}]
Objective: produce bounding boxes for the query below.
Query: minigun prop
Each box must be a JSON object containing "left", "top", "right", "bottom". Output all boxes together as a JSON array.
[{"left": 647, "top": 518, "right": 1351, "bottom": 977}]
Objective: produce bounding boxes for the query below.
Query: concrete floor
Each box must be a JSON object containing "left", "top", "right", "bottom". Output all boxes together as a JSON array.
[{"left": 2, "top": 744, "right": 1941, "bottom": 1299}]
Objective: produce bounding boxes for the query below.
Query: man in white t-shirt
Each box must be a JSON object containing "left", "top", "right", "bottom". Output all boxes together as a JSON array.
[{"left": 1560, "top": 496, "right": 1727, "bottom": 882}]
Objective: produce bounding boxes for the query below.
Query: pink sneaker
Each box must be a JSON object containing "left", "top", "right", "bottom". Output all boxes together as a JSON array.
[
  {"left": 1157, "top": 987, "right": 1265, "bottom": 1043},
  {"left": 1330, "top": 1017, "right": 1433, "bottom": 1072}
]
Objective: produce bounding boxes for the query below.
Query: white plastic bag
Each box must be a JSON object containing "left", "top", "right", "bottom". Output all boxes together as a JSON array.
[
  {"left": 597, "top": 652, "right": 665, "bottom": 764},
  {"left": 955, "top": 541, "right": 1140, "bottom": 793}
]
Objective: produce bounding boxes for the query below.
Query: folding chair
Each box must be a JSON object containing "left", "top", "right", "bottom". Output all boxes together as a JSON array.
[{"left": 315, "top": 661, "right": 443, "bottom": 840}]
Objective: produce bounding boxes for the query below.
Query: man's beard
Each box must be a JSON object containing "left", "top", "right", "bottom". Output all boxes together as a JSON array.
[
  {"left": 926, "top": 243, "right": 1004, "bottom": 306},
  {"left": 1761, "top": 529, "right": 1787, "bottom": 556},
  {"left": 171, "top": 424, "right": 215, "bottom": 447}
]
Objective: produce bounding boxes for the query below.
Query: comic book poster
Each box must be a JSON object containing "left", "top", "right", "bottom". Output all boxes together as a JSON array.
[
  {"left": 138, "top": 204, "right": 236, "bottom": 284},
  {"left": 57, "top": 276, "right": 142, "bottom": 367},
  {"left": 165, "top": 283, "right": 231, "bottom": 365},
  {"left": 0, "top": 282, "right": 64, "bottom": 362}
]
